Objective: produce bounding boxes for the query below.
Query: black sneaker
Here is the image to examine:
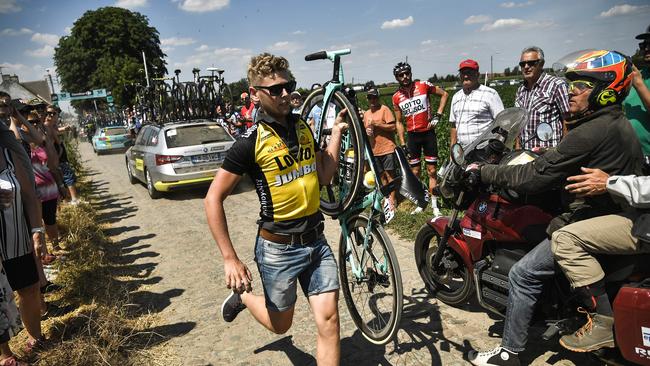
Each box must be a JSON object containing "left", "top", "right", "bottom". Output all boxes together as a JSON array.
[
  {"left": 221, "top": 291, "right": 246, "bottom": 322},
  {"left": 468, "top": 346, "right": 520, "bottom": 366}
]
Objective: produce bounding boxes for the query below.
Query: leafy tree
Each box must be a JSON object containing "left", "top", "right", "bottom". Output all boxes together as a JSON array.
[
  {"left": 503, "top": 67, "right": 511, "bottom": 76},
  {"left": 54, "top": 7, "right": 166, "bottom": 111},
  {"left": 228, "top": 78, "right": 250, "bottom": 104},
  {"left": 512, "top": 66, "right": 520, "bottom": 75}
]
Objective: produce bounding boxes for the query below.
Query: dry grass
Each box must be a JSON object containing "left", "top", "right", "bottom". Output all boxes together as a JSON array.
[{"left": 9, "top": 139, "right": 175, "bottom": 365}]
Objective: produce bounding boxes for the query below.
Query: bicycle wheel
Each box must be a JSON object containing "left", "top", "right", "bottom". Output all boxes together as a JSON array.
[
  {"left": 218, "top": 82, "right": 234, "bottom": 112},
  {"left": 339, "top": 214, "right": 403, "bottom": 344},
  {"left": 301, "top": 89, "right": 364, "bottom": 217}
]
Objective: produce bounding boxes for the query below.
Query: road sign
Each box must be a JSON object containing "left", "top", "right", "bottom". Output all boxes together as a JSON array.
[
  {"left": 106, "top": 95, "right": 114, "bottom": 103},
  {"left": 54, "top": 89, "right": 108, "bottom": 102}
]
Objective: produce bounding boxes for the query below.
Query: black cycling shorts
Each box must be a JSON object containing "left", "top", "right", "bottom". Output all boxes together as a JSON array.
[{"left": 406, "top": 130, "right": 438, "bottom": 166}]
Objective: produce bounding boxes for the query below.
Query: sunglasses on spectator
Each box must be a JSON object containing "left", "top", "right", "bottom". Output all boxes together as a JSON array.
[
  {"left": 27, "top": 119, "right": 39, "bottom": 123},
  {"left": 640, "top": 42, "right": 650, "bottom": 51},
  {"left": 568, "top": 80, "right": 595, "bottom": 94},
  {"left": 519, "top": 59, "right": 541, "bottom": 68},
  {"left": 46, "top": 111, "right": 57, "bottom": 116},
  {"left": 253, "top": 80, "right": 297, "bottom": 97}
]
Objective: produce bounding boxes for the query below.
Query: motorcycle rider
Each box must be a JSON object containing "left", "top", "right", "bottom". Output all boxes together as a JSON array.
[
  {"left": 468, "top": 50, "right": 644, "bottom": 366},
  {"left": 550, "top": 168, "right": 650, "bottom": 352}
]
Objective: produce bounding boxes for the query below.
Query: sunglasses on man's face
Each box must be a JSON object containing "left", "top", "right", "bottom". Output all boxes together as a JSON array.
[
  {"left": 254, "top": 80, "right": 297, "bottom": 97},
  {"left": 27, "top": 119, "right": 39, "bottom": 124},
  {"left": 519, "top": 59, "right": 541, "bottom": 68},
  {"left": 46, "top": 111, "right": 57, "bottom": 116},
  {"left": 397, "top": 72, "right": 411, "bottom": 78},
  {"left": 639, "top": 42, "right": 650, "bottom": 51}
]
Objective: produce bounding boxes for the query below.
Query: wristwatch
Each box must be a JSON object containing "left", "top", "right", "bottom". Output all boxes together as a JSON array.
[{"left": 31, "top": 227, "right": 45, "bottom": 234}]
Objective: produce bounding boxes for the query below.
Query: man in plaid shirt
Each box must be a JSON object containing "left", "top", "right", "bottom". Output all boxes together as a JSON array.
[
  {"left": 516, "top": 46, "right": 570, "bottom": 150},
  {"left": 450, "top": 59, "right": 504, "bottom": 148}
]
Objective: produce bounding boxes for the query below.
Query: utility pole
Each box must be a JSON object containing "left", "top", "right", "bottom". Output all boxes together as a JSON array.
[
  {"left": 142, "top": 51, "right": 150, "bottom": 87},
  {"left": 45, "top": 68, "right": 56, "bottom": 93}
]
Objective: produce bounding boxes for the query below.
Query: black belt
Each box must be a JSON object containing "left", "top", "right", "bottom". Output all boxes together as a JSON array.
[{"left": 259, "top": 223, "right": 324, "bottom": 245}]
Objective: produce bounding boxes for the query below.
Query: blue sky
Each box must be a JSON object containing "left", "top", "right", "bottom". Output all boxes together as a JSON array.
[{"left": 1, "top": 0, "right": 649, "bottom": 92}]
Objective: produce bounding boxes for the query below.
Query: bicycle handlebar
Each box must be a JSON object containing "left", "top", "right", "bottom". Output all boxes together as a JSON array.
[{"left": 305, "top": 51, "right": 328, "bottom": 61}]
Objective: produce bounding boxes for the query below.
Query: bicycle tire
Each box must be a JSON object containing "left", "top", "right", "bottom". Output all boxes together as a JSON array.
[
  {"left": 218, "top": 83, "right": 234, "bottom": 112},
  {"left": 339, "top": 214, "right": 403, "bottom": 345},
  {"left": 301, "top": 89, "right": 364, "bottom": 217}
]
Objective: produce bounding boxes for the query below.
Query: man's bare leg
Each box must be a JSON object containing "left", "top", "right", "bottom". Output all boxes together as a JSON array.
[
  {"left": 308, "top": 290, "right": 340, "bottom": 366},
  {"left": 241, "top": 292, "right": 294, "bottom": 334}
]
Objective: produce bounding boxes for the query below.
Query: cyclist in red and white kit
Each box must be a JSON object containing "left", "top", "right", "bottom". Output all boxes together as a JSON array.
[{"left": 392, "top": 62, "right": 448, "bottom": 215}]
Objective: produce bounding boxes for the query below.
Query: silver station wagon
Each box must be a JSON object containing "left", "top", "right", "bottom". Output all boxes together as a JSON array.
[{"left": 125, "top": 120, "right": 235, "bottom": 198}]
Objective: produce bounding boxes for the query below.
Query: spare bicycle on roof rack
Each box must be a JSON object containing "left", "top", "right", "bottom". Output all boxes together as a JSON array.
[
  {"left": 134, "top": 67, "right": 235, "bottom": 126},
  {"left": 302, "top": 48, "right": 429, "bottom": 344}
]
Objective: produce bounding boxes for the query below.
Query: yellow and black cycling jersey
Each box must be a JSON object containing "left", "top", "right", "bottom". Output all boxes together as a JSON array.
[{"left": 222, "top": 112, "right": 323, "bottom": 234}]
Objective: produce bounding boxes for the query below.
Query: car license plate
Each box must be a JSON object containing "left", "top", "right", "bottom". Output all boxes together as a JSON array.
[{"left": 191, "top": 153, "right": 223, "bottom": 164}]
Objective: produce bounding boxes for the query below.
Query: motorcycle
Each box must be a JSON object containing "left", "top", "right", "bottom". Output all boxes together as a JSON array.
[{"left": 414, "top": 107, "right": 650, "bottom": 365}]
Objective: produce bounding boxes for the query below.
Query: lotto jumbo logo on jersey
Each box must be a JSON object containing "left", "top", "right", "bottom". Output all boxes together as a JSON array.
[
  {"left": 399, "top": 94, "right": 428, "bottom": 117},
  {"left": 275, "top": 162, "right": 317, "bottom": 186}
]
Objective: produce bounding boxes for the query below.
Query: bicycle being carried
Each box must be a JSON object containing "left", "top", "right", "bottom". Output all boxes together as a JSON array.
[{"left": 301, "top": 49, "right": 427, "bottom": 344}]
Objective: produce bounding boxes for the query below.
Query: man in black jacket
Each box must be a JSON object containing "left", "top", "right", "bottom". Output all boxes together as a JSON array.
[{"left": 469, "top": 50, "right": 644, "bottom": 366}]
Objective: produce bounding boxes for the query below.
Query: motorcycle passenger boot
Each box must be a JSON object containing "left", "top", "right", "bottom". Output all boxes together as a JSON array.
[
  {"left": 468, "top": 346, "right": 520, "bottom": 366},
  {"left": 559, "top": 311, "right": 615, "bottom": 352}
]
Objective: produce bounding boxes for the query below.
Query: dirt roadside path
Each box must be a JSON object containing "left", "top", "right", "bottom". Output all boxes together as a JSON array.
[{"left": 81, "top": 142, "right": 595, "bottom": 366}]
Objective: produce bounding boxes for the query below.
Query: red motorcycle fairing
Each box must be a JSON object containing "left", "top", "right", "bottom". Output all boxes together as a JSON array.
[
  {"left": 460, "top": 193, "right": 554, "bottom": 261},
  {"left": 426, "top": 216, "right": 475, "bottom": 272}
]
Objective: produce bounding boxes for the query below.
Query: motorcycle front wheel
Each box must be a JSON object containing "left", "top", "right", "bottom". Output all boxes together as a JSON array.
[{"left": 414, "top": 223, "right": 473, "bottom": 305}]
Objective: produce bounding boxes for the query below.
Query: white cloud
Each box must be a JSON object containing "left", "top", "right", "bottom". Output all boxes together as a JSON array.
[
  {"left": 268, "top": 41, "right": 302, "bottom": 54},
  {"left": 161, "top": 37, "right": 196, "bottom": 47},
  {"left": 25, "top": 45, "right": 55, "bottom": 58},
  {"left": 500, "top": 1, "right": 534, "bottom": 8},
  {"left": 196, "top": 44, "right": 210, "bottom": 52},
  {"left": 599, "top": 4, "right": 650, "bottom": 18},
  {"left": 1, "top": 27, "right": 32, "bottom": 36},
  {"left": 213, "top": 47, "right": 249, "bottom": 57},
  {"left": 421, "top": 40, "right": 434, "bottom": 45},
  {"left": 31, "top": 33, "right": 59, "bottom": 46},
  {"left": 480, "top": 18, "right": 553, "bottom": 31},
  {"left": 0, "top": 0, "right": 20, "bottom": 13},
  {"left": 175, "top": 0, "right": 229, "bottom": 12},
  {"left": 464, "top": 15, "right": 491, "bottom": 24},
  {"left": 115, "top": 0, "right": 148, "bottom": 8},
  {"left": 0, "top": 62, "right": 27, "bottom": 71},
  {"left": 63, "top": 26, "right": 72, "bottom": 35},
  {"left": 292, "top": 30, "right": 306, "bottom": 35},
  {"left": 381, "top": 16, "right": 414, "bottom": 30}
]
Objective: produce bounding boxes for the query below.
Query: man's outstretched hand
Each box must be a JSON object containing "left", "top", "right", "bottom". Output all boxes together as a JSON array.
[{"left": 565, "top": 167, "right": 609, "bottom": 197}]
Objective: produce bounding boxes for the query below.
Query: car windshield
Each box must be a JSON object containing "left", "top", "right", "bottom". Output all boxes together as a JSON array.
[
  {"left": 164, "top": 124, "right": 232, "bottom": 148},
  {"left": 104, "top": 128, "right": 128, "bottom": 136}
]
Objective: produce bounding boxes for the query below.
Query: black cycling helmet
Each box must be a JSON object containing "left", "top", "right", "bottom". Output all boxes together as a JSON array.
[{"left": 393, "top": 62, "right": 411, "bottom": 77}]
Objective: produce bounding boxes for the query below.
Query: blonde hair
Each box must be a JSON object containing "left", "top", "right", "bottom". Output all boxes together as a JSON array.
[{"left": 247, "top": 53, "right": 293, "bottom": 85}]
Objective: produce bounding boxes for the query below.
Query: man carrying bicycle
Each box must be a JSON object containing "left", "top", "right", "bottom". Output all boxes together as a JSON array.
[
  {"left": 205, "top": 52, "right": 347, "bottom": 366},
  {"left": 392, "top": 62, "right": 448, "bottom": 215}
]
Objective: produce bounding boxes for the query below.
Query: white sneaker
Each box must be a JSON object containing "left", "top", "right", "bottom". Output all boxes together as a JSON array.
[
  {"left": 468, "top": 346, "right": 520, "bottom": 366},
  {"left": 433, "top": 207, "right": 442, "bottom": 217},
  {"left": 410, "top": 206, "right": 424, "bottom": 215}
]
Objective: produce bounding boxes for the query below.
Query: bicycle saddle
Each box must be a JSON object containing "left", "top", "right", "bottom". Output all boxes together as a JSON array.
[{"left": 207, "top": 67, "right": 225, "bottom": 74}]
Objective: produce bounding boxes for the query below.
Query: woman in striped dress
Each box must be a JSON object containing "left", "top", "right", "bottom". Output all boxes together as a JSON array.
[{"left": 0, "top": 140, "right": 45, "bottom": 362}]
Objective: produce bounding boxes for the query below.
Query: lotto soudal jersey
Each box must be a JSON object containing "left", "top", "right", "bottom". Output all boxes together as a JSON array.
[
  {"left": 222, "top": 112, "right": 323, "bottom": 233},
  {"left": 392, "top": 80, "right": 438, "bottom": 133}
]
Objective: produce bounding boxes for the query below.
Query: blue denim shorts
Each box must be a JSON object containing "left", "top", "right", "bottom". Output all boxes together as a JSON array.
[
  {"left": 60, "top": 162, "right": 77, "bottom": 186},
  {"left": 254, "top": 234, "right": 340, "bottom": 312}
]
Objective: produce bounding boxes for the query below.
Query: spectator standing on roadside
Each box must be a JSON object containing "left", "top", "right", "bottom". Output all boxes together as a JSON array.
[
  {"left": 624, "top": 25, "right": 650, "bottom": 169},
  {"left": 364, "top": 88, "right": 398, "bottom": 209},
  {"left": 449, "top": 59, "right": 504, "bottom": 148},
  {"left": 516, "top": 46, "right": 570, "bottom": 150},
  {"left": 392, "top": 62, "right": 448, "bottom": 216},
  {"left": 290, "top": 91, "right": 302, "bottom": 115},
  {"left": 240, "top": 92, "right": 255, "bottom": 129},
  {"left": 45, "top": 106, "right": 81, "bottom": 204}
]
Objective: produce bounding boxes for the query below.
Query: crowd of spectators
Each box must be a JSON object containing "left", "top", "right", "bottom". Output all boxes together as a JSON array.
[{"left": 0, "top": 92, "right": 79, "bottom": 365}]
